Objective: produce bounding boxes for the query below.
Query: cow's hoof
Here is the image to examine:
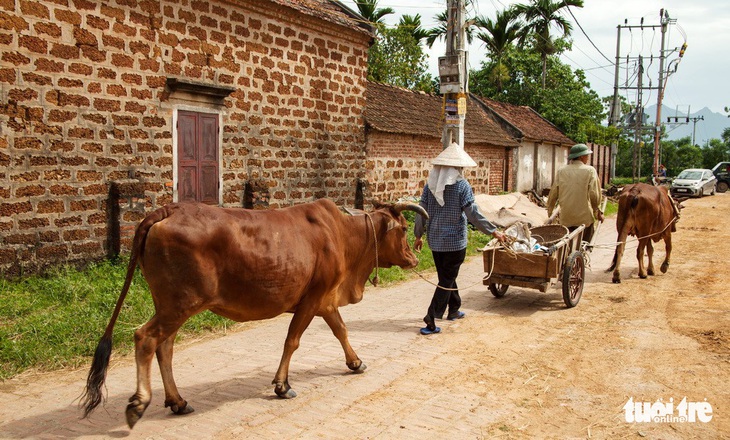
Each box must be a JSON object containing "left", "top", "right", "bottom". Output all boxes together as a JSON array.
[
  {"left": 348, "top": 361, "right": 367, "bottom": 374},
  {"left": 274, "top": 382, "right": 297, "bottom": 399},
  {"left": 167, "top": 401, "right": 194, "bottom": 415},
  {"left": 639, "top": 274, "right": 647, "bottom": 279},
  {"left": 125, "top": 398, "right": 147, "bottom": 429},
  {"left": 647, "top": 269, "right": 655, "bottom": 276},
  {"left": 612, "top": 278, "right": 621, "bottom": 284},
  {"left": 660, "top": 262, "right": 669, "bottom": 273}
]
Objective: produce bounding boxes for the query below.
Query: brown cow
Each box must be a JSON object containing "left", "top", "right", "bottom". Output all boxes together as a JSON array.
[
  {"left": 607, "top": 183, "right": 681, "bottom": 283},
  {"left": 81, "top": 199, "right": 427, "bottom": 428}
]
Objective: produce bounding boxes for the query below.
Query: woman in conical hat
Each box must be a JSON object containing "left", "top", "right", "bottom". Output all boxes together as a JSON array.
[{"left": 414, "top": 143, "right": 506, "bottom": 335}]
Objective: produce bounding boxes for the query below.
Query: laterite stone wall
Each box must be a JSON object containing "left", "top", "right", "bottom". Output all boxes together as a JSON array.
[{"left": 0, "top": 0, "right": 371, "bottom": 276}]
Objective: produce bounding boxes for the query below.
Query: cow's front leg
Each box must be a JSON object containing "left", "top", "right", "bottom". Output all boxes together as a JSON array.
[
  {"left": 636, "top": 239, "right": 648, "bottom": 278},
  {"left": 646, "top": 240, "right": 655, "bottom": 276},
  {"left": 272, "top": 305, "right": 317, "bottom": 399},
  {"left": 323, "top": 309, "right": 366, "bottom": 373}
]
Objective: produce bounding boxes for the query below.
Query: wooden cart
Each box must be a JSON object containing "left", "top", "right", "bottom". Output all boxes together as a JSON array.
[{"left": 482, "top": 224, "right": 587, "bottom": 308}]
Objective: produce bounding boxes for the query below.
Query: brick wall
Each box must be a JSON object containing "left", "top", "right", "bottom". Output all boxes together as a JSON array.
[
  {"left": 365, "top": 131, "right": 512, "bottom": 203},
  {"left": 0, "top": 0, "right": 370, "bottom": 276}
]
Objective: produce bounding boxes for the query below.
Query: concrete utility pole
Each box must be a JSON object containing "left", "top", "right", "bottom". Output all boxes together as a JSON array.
[
  {"left": 652, "top": 9, "right": 670, "bottom": 177},
  {"left": 609, "top": 10, "right": 685, "bottom": 177},
  {"left": 608, "top": 25, "right": 622, "bottom": 180},
  {"left": 438, "top": 0, "right": 467, "bottom": 150}
]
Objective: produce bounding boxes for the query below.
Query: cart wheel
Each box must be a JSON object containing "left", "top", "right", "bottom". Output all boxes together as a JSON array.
[
  {"left": 561, "top": 251, "right": 585, "bottom": 308},
  {"left": 489, "top": 283, "right": 509, "bottom": 298}
]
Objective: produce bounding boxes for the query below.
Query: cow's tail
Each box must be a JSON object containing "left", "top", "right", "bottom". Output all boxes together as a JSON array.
[
  {"left": 606, "top": 192, "right": 639, "bottom": 272},
  {"left": 80, "top": 205, "right": 175, "bottom": 418}
]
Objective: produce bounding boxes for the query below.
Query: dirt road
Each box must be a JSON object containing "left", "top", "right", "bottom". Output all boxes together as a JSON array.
[{"left": 1, "top": 193, "right": 728, "bottom": 439}]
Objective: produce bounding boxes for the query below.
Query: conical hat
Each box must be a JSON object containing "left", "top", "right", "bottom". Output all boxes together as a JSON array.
[{"left": 432, "top": 142, "right": 477, "bottom": 167}]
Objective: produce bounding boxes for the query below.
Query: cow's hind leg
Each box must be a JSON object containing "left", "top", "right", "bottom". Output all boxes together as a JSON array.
[
  {"left": 272, "top": 303, "right": 318, "bottom": 399},
  {"left": 661, "top": 234, "right": 672, "bottom": 273},
  {"left": 127, "top": 315, "right": 186, "bottom": 429},
  {"left": 646, "top": 240, "right": 655, "bottom": 276},
  {"left": 636, "top": 238, "right": 648, "bottom": 278},
  {"left": 156, "top": 330, "right": 194, "bottom": 416},
  {"left": 323, "top": 309, "right": 366, "bottom": 373}
]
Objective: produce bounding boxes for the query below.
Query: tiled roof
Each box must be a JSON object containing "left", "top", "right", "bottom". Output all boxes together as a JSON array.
[
  {"left": 365, "top": 82, "right": 519, "bottom": 148},
  {"left": 471, "top": 95, "right": 574, "bottom": 146},
  {"left": 265, "top": 0, "right": 374, "bottom": 36}
]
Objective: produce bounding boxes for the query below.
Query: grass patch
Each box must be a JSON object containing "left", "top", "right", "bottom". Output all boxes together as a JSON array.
[
  {"left": 0, "top": 259, "right": 232, "bottom": 381},
  {"left": 0, "top": 216, "right": 495, "bottom": 381}
]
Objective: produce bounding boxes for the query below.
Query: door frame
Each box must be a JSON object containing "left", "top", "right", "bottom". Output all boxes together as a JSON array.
[{"left": 171, "top": 106, "right": 223, "bottom": 205}]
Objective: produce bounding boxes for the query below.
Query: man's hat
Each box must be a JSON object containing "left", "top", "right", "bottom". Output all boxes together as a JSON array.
[
  {"left": 568, "top": 143, "right": 593, "bottom": 160},
  {"left": 432, "top": 142, "right": 477, "bottom": 168}
]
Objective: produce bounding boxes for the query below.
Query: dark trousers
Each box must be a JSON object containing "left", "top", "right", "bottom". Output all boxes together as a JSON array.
[
  {"left": 425, "top": 248, "right": 466, "bottom": 326},
  {"left": 568, "top": 223, "right": 595, "bottom": 243}
]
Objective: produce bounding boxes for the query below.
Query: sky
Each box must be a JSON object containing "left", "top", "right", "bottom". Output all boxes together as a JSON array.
[{"left": 341, "top": 0, "right": 730, "bottom": 117}]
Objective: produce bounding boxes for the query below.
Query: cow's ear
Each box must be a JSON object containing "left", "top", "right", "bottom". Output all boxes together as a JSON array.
[{"left": 386, "top": 219, "right": 400, "bottom": 231}]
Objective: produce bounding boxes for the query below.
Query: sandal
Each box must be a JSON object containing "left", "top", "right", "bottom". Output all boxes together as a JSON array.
[
  {"left": 420, "top": 326, "right": 441, "bottom": 335},
  {"left": 447, "top": 311, "right": 466, "bottom": 321}
]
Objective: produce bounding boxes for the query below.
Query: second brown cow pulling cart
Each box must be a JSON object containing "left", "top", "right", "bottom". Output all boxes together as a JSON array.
[{"left": 481, "top": 223, "right": 591, "bottom": 308}]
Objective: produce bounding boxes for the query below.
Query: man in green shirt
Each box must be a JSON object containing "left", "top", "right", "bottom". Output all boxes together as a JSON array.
[{"left": 547, "top": 144, "right": 604, "bottom": 242}]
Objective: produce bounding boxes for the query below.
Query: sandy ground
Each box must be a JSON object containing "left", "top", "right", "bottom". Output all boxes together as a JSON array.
[{"left": 0, "top": 193, "right": 728, "bottom": 440}]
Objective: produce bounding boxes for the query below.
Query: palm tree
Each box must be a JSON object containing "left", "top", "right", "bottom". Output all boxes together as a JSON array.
[
  {"left": 353, "top": 0, "right": 394, "bottom": 26},
  {"left": 398, "top": 14, "right": 430, "bottom": 44},
  {"left": 425, "top": 1, "right": 477, "bottom": 49},
  {"left": 474, "top": 9, "right": 523, "bottom": 92},
  {"left": 513, "top": 0, "right": 584, "bottom": 88}
]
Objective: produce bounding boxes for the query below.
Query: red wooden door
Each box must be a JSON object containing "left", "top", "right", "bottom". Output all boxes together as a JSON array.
[{"left": 178, "top": 110, "right": 219, "bottom": 204}]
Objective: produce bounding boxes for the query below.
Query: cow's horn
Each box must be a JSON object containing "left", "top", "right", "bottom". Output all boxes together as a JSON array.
[{"left": 393, "top": 203, "right": 429, "bottom": 220}]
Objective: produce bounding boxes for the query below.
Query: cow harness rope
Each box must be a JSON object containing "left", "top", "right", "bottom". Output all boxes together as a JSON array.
[{"left": 364, "top": 212, "right": 379, "bottom": 287}]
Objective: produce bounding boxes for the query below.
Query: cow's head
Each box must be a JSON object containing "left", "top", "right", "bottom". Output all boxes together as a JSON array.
[{"left": 372, "top": 202, "right": 428, "bottom": 270}]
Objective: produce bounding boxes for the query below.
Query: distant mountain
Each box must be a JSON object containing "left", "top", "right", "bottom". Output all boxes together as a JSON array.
[{"left": 644, "top": 105, "right": 730, "bottom": 146}]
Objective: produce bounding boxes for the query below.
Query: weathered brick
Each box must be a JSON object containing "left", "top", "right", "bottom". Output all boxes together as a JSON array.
[
  {"left": 86, "top": 14, "right": 110, "bottom": 30},
  {"left": 38, "top": 230, "right": 60, "bottom": 242},
  {"left": 19, "top": 35, "right": 47, "bottom": 53},
  {"left": 36, "top": 244, "right": 69, "bottom": 260},
  {"left": 15, "top": 184, "right": 45, "bottom": 197},
  {"left": 61, "top": 156, "right": 89, "bottom": 166},
  {"left": 4, "top": 52, "right": 30, "bottom": 69},
  {"left": 63, "top": 229, "right": 90, "bottom": 241},
  {"left": 0, "top": 68, "right": 15, "bottom": 83},
  {"left": 69, "top": 62, "right": 93, "bottom": 75},
  {"left": 34, "top": 21, "right": 60, "bottom": 37},
  {"left": 37, "top": 199, "right": 64, "bottom": 214},
  {"left": 71, "top": 241, "right": 101, "bottom": 255},
  {"left": 49, "top": 184, "right": 78, "bottom": 196},
  {"left": 50, "top": 43, "right": 80, "bottom": 59},
  {"left": 44, "top": 169, "right": 71, "bottom": 180},
  {"left": 67, "top": 127, "right": 94, "bottom": 139},
  {"left": 22, "top": 72, "right": 51, "bottom": 85},
  {"left": 0, "top": 201, "right": 32, "bottom": 216},
  {"left": 70, "top": 199, "right": 97, "bottom": 211},
  {"left": 102, "top": 34, "right": 125, "bottom": 49},
  {"left": 80, "top": 45, "right": 106, "bottom": 62},
  {"left": 54, "top": 9, "right": 81, "bottom": 25},
  {"left": 111, "top": 52, "right": 134, "bottom": 68},
  {"left": 19, "top": 217, "right": 49, "bottom": 229},
  {"left": 29, "top": 156, "right": 58, "bottom": 166},
  {"left": 35, "top": 57, "right": 64, "bottom": 72}
]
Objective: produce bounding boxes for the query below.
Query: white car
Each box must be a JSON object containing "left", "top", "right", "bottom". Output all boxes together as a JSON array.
[{"left": 670, "top": 168, "right": 717, "bottom": 197}]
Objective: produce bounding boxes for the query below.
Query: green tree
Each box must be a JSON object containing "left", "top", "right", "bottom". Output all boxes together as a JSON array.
[
  {"left": 469, "top": 44, "right": 605, "bottom": 143},
  {"left": 701, "top": 138, "right": 730, "bottom": 169},
  {"left": 512, "top": 0, "right": 584, "bottom": 88},
  {"left": 398, "top": 14, "right": 429, "bottom": 43},
  {"left": 353, "top": 0, "right": 394, "bottom": 25},
  {"left": 473, "top": 9, "right": 523, "bottom": 92},
  {"left": 368, "top": 25, "right": 434, "bottom": 92}
]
